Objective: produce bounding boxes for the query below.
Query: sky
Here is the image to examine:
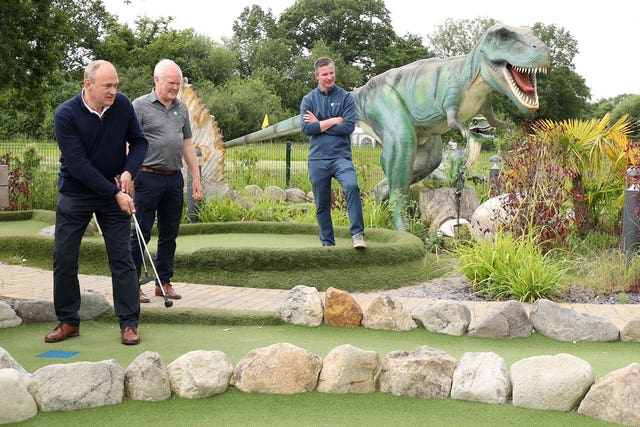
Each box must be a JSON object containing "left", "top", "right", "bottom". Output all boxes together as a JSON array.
[{"left": 101, "top": 0, "right": 638, "bottom": 101}]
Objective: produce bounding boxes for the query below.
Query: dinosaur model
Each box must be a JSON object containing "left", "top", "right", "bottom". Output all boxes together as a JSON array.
[
  {"left": 427, "top": 115, "right": 495, "bottom": 186},
  {"left": 225, "top": 23, "right": 550, "bottom": 230},
  {"left": 178, "top": 78, "right": 226, "bottom": 185}
]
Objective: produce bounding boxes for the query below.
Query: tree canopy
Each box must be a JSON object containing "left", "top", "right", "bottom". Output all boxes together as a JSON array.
[{"left": 0, "top": 0, "right": 635, "bottom": 140}]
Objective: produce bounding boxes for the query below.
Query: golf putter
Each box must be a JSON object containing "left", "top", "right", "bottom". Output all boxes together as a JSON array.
[
  {"left": 134, "top": 224, "right": 154, "bottom": 286},
  {"left": 131, "top": 212, "right": 173, "bottom": 308}
]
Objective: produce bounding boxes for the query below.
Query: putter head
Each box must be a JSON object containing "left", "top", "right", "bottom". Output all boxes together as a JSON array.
[
  {"left": 138, "top": 276, "right": 154, "bottom": 285},
  {"left": 164, "top": 300, "right": 173, "bottom": 308}
]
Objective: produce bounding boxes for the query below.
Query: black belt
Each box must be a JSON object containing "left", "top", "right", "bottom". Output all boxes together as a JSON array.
[{"left": 139, "top": 166, "right": 179, "bottom": 175}]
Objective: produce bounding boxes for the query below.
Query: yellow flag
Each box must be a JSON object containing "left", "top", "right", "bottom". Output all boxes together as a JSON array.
[{"left": 261, "top": 114, "right": 270, "bottom": 129}]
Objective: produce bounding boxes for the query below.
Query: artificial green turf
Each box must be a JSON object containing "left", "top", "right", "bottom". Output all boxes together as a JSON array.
[
  {"left": 1, "top": 322, "right": 624, "bottom": 426},
  {"left": 0, "top": 212, "right": 441, "bottom": 291}
]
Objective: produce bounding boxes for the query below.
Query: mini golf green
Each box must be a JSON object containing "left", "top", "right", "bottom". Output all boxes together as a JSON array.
[
  {"left": 0, "top": 322, "right": 631, "bottom": 427},
  {"left": 0, "top": 210, "right": 440, "bottom": 292}
]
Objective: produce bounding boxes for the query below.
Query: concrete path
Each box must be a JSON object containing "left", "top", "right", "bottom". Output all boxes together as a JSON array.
[{"left": 2, "top": 264, "right": 639, "bottom": 329}]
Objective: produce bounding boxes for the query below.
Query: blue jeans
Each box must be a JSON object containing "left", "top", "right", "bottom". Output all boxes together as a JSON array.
[
  {"left": 308, "top": 158, "right": 364, "bottom": 246},
  {"left": 53, "top": 192, "right": 139, "bottom": 329},
  {"left": 131, "top": 171, "right": 184, "bottom": 285}
]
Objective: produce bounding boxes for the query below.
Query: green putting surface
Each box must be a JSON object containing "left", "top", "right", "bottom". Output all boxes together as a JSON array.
[
  {"left": 0, "top": 220, "right": 52, "bottom": 236},
  {"left": 0, "top": 212, "right": 434, "bottom": 291}
]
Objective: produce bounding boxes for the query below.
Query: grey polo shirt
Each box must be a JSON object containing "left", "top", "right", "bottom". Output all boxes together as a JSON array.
[{"left": 132, "top": 90, "right": 193, "bottom": 171}]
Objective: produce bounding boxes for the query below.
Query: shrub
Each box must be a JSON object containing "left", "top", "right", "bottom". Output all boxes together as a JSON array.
[{"left": 454, "top": 231, "right": 569, "bottom": 302}]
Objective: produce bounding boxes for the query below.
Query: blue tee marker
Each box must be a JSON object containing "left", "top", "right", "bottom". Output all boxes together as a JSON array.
[{"left": 36, "top": 351, "right": 79, "bottom": 359}]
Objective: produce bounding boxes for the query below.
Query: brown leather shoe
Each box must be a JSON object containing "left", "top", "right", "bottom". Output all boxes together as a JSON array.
[
  {"left": 44, "top": 323, "right": 79, "bottom": 343},
  {"left": 156, "top": 283, "right": 181, "bottom": 299},
  {"left": 139, "top": 288, "right": 150, "bottom": 303},
  {"left": 121, "top": 326, "right": 140, "bottom": 345}
]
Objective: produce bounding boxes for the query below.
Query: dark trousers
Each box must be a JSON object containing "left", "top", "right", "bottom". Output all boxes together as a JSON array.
[
  {"left": 309, "top": 157, "right": 364, "bottom": 246},
  {"left": 131, "top": 171, "right": 184, "bottom": 285},
  {"left": 53, "top": 192, "right": 139, "bottom": 329}
]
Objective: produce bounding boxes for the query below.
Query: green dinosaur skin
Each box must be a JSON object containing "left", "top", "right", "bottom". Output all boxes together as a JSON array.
[
  {"left": 427, "top": 116, "right": 495, "bottom": 186},
  {"left": 225, "top": 23, "right": 550, "bottom": 230}
]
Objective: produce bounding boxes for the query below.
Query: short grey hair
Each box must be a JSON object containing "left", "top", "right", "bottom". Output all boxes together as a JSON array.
[
  {"left": 84, "top": 60, "right": 114, "bottom": 83},
  {"left": 154, "top": 59, "right": 182, "bottom": 80}
]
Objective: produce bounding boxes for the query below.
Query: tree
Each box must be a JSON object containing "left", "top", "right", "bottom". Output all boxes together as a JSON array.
[
  {"left": 428, "top": 17, "right": 495, "bottom": 58},
  {"left": 277, "top": 0, "right": 398, "bottom": 78},
  {"left": 373, "top": 33, "right": 432, "bottom": 73},
  {"left": 96, "top": 17, "right": 240, "bottom": 99},
  {"left": 611, "top": 94, "right": 640, "bottom": 129},
  {"left": 202, "top": 77, "right": 287, "bottom": 140},
  {"left": 0, "top": 0, "right": 114, "bottom": 137},
  {"left": 232, "top": 5, "right": 279, "bottom": 76}
]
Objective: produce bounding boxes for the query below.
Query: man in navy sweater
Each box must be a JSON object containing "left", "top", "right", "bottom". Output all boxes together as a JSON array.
[
  {"left": 47, "top": 60, "right": 148, "bottom": 345},
  {"left": 300, "top": 57, "right": 366, "bottom": 249}
]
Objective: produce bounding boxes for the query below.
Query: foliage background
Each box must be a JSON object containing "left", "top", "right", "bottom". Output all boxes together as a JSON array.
[{"left": 1, "top": 0, "right": 637, "bottom": 142}]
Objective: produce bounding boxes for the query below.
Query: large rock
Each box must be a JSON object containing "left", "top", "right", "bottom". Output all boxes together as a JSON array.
[
  {"left": 578, "top": 363, "right": 640, "bottom": 426},
  {"left": 14, "top": 300, "right": 56, "bottom": 323},
  {"left": 511, "top": 353, "right": 594, "bottom": 411},
  {"left": 529, "top": 299, "right": 619, "bottom": 342},
  {"left": 362, "top": 295, "right": 418, "bottom": 331},
  {"left": 27, "top": 359, "right": 124, "bottom": 412},
  {"left": 277, "top": 285, "right": 324, "bottom": 327},
  {"left": 323, "top": 287, "right": 362, "bottom": 328},
  {"left": 125, "top": 351, "right": 171, "bottom": 401},
  {"left": 0, "top": 368, "right": 37, "bottom": 424},
  {"left": 620, "top": 316, "right": 640, "bottom": 342},
  {"left": 0, "top": 300, "right": 22, "bottom": 328},
  {"left": 451, "top": 352, "right": 510, "bottom": 404},
  {"left": 167, "top": 350, "right": 232, "bottom": 399},
  {"left": 419, "top": 187, "right": 479, "bottom": 232},
  {"left": 264, "top": 185, "right": 286, "bottom": 202},
  {"left": 470, "top": 193, "right": 516, "bottom": 240},
  {"left": 233, "top": 343, "right": 322, "bottom": 394},
  {"left": 317, "top": 344, "right": 379, "bottom": 394},
  {"left": 77, "top": 289, "right": 111, "bottom": 319},
  {"left": 0, "top": 346, "right": 29, "bottom": 381},
  {"left": 285, "top": 187, "right": 308, "bottom": 202},
  {"left": 377, "top": 345, "right": 457, "bottom": 399},
  {"left": 468, "top": 300, "right": 533, "bottom": 339},
  {"left": 243, "top": 184, "right": 264, "bottom": 200},
  {"left": 14, "top": 290, "right": 110, "bottom": 323},
  {"left": 412, "top": 301, "right": 471, "bottom": 336}
]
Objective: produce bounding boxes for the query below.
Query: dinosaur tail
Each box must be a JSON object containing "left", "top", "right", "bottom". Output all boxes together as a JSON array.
[{"left": 224, "top": 115, "right": 302, "bottom": 148}]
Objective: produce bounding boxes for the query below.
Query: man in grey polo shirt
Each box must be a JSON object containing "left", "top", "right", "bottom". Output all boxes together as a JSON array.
[{"left": 130, "top": 59, "right": 203, "bottom": 303}]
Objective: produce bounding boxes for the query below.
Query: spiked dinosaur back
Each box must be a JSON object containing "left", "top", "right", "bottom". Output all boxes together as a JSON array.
[{"left": 178, "top": 77, "right": 226, "bottom": 184}]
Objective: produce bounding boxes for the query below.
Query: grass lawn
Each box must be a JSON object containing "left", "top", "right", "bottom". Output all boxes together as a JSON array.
[
  {"left": 0, "top": 321, "right": 630, "bottom": 426},
  {"left": 0, "top": 213, "right": 438, "bottom": 291}
]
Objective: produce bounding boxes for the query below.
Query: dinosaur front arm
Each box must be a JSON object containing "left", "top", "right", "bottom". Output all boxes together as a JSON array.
[
  {"left": 484, "top": 112, "right": 512, "bottom": 133},
  {"left": 447, "top": 109, "right": 468, "bottom": 139},
  {"left": 479, "top": 100, "right": 512, "bottom": 133}
]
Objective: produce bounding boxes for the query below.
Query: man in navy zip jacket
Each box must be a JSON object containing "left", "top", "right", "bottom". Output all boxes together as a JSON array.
[
  {"left": 300, "top": 57, "right": 366, "bottom": 249},
  {"left": 46, "top": 60, "right": 148, "bottom": 345}
]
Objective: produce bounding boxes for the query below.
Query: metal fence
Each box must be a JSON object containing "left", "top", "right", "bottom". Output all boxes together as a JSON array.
[{"left": 0, "top": 139, "right": 384, "bottom": 211}]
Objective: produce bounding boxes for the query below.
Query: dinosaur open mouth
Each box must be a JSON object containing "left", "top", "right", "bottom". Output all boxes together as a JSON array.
[
  {"left": 503, "top": 64, "right": 545, "bottom": 110},
  {"left": 470, "top": 125, "right": 495, "bottom": 139}
]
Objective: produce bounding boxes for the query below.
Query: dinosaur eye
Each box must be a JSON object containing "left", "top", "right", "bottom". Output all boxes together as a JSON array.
[{"left": 495, "top": 28, "right": 511, "bottom": 42}]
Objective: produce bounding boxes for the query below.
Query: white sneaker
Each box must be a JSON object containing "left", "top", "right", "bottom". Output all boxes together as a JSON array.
[{"left": 352, "top": 232, "right": 367, "bottom": 249}]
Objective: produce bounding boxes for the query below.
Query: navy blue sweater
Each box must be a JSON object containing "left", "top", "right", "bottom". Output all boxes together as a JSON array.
[
  {"left": 300, "top": 85, "right": 356, "bottom": 160},
  {"left": 54, "top": 92, "right": 148, "bottom": 198}
]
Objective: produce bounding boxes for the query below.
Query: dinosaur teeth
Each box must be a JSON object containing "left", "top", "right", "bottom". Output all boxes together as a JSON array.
[
  {"left": 512, "top": 66, "right": 548, "bottom": 75},
  {"left": 503, "top": 67, "right": 539, "bottom": 109}
]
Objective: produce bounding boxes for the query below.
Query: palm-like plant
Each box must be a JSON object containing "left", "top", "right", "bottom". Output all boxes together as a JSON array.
[{"left": 531, "top": 113, "right": 636, "bottom": 235}]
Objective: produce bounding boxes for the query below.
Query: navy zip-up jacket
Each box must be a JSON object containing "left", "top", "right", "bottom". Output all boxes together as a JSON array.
[
  {"left": 300, "top": 85, "right": 356, "bottom": 160},
  {"left": 53, "top": 92, "right": 148, "bottom": 198}
]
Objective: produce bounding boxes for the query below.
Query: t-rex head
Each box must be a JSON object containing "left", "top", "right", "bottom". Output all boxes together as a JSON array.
[{"left": 475, "top": 23, "right": 551, "bottom": 114}]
